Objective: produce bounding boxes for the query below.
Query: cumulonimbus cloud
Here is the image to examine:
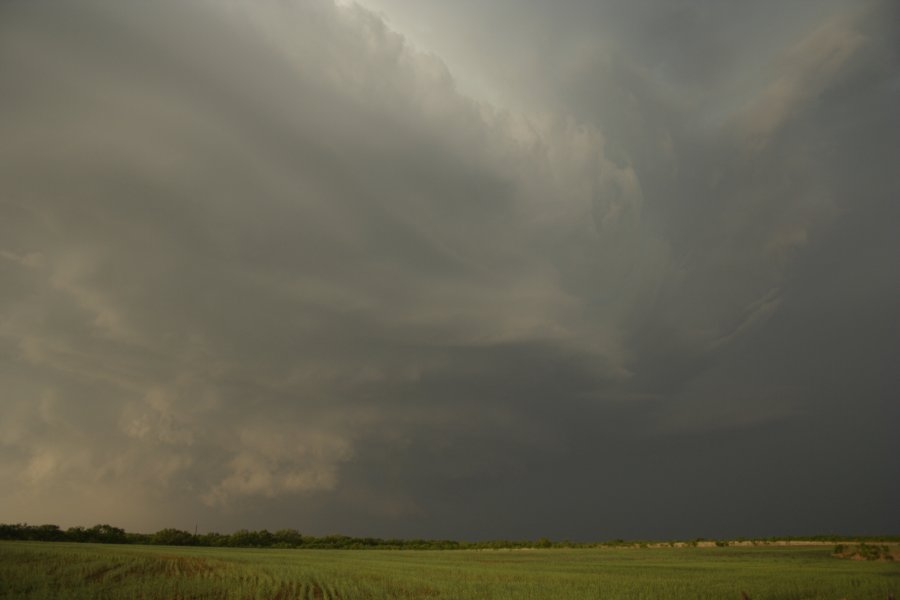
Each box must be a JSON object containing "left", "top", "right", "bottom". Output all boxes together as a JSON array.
[{"left": 0, "top": 0, "right": 896, "bottom": 537}]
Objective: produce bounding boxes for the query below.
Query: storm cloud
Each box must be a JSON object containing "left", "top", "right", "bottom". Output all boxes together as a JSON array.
[{"left": 1, "top": 0, "right": 897, "bottom": 539}]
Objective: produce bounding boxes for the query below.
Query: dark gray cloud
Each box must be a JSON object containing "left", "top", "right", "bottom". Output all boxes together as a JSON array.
[{"left": 0, "top": 0, "right": 897, "bottom": 538}]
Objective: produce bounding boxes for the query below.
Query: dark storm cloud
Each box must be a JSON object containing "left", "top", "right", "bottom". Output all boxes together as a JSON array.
[{"left": 1, "top": 0, "right": 897, "bottom": 538}]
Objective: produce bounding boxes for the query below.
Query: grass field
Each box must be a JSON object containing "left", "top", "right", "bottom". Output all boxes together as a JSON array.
[{"left": 1, "top": 540, "right": 897, "bottom": 599}]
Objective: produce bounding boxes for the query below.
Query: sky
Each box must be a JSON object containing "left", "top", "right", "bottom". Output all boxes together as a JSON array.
[{"left": 0, "top": 0, "right": 898, "bottom": 541}]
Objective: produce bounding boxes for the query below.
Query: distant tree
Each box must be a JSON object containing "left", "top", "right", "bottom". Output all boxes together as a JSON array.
[
  {"left": 229, "top": 529, "right": 256, "bottom": 547},
  {"left": 152, "top": 528, "right": 195, "bottom": 546},
  {"left": 198, "top": 532, "right": 229, "bottom": 547},
  {"left": 82, "top": 524, "right": 127, "bottom": 544},
  {"left": 66, "top": 526, "right": 88, "bottom": 543},
  {"left": 0, "top": 524, "right": 20, "bottom": 540},
  {"left": 274, "top": 529, "right": 304, "bottom": 547},
  {"left": 33, "top": 524, "right": 66, "bottom": 542},
  {"left": 125, "top": 532, "right": 152, "bottom": 545},
  {"left": 256, "top": 529, "right": 275, "bottom": 547}
]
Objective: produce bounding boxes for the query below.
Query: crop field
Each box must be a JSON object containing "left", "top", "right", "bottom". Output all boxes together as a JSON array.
[{"left": 1, "top": 541, "right": 898, "bottom": 600}]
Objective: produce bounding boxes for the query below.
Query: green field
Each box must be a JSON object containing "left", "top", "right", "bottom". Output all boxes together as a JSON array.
[{"left": 1, "top": 541, "right": 897, "bottom": 599}]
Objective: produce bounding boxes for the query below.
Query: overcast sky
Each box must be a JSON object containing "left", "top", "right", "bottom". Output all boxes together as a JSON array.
[{"left": 1, "top": 0, "right": 897, "bottom": 540}]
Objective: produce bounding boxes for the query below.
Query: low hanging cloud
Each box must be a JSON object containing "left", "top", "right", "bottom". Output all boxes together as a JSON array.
[
  {"left": 0, "top": 0, "right": 630, "bottom": 525},
  {"left": 1, "top": 0, "right": 897, "bottom": 538}
]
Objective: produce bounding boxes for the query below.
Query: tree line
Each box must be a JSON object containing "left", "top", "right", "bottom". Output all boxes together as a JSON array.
[
  {"left": 0, "top": 523, "right": 538, "bottom": 549},
  {"left": 1, "top": 523, "right": 896, "bottom": 550}
]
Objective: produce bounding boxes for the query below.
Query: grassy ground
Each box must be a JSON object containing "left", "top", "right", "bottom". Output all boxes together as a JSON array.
[{"left": 1, "top": 540, "right": 897, "bottom": 599}]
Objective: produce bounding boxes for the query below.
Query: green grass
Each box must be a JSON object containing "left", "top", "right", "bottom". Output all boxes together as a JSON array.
[{"left": 1, "top": 541, "right": 897, "bottom": 599}]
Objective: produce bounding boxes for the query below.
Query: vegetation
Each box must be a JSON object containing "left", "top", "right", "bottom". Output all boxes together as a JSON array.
[
  {"left": 834, "top": 543, "right": 896, "bottom": 561},
  {"left": 1, "top": 540, "right": 898, "bottom": 599},
  {"left": 1, "top": 523, "right": 898, "bottom": 551}
]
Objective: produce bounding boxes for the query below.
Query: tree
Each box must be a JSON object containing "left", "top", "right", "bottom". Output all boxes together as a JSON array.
[
  {"left": 274, "top": 529, "right": 304, "bottom": 547},
  {"left": 86, "top": 524, "right": 127, "bottom": 544},
  {"left": 152, "top": 528, "right": 195, "bottom": 546}
]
